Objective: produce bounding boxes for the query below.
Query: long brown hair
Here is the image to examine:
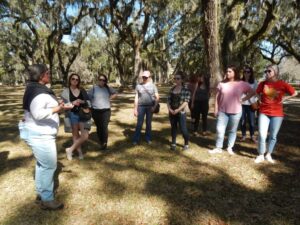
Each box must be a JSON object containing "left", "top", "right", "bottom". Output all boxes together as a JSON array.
[
  {"left": 198, "top": 74, "right": 210, "bottom": 90},
  {"left": 222, "top": 65, "right": 240, "bottom": 82},
  {"left": 242, "top": 66, "right": 255, "bottom": 84},
  {"left": 68, "top": 73, "right": 81, "bottom": 88}
]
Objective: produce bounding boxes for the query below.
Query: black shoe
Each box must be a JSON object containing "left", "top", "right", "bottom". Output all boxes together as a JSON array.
[
  {"left": 40, "top": 200, "right": 64, "bottom": 210},
  {"left": 100, "top": 143, "right": 107, "bottom": 150}
]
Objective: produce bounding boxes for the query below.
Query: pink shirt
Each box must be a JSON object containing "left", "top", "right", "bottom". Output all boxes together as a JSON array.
[{"left": 217, "top": 81, "right": 251, "bottom": 114}]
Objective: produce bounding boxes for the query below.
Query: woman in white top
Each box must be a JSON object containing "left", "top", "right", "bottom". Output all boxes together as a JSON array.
[
  {"left": 88, "top": 74, "right": 117, "bottom": 150},
  {"left": 240, "top": 66, "right": 258, "bottom": 142},
  {"left": 22, "top": 64, "right": 73, "bottom": 210}
]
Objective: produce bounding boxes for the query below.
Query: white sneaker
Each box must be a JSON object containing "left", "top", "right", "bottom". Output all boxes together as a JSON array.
[
  {"left": 227, "top": 147, "right": 235, "bottom": 155},
  {"left": 241, "top": 136, "right": 246, "bottom": 141},
  {"left": 254, "top": 155, "right": 264, "bottom": 163},
  {"left": 265, "top": 154, "right": 275, "bottom": 164},
  {"left": 78, "top": 150, "right": 84, "bottom": 160},
  {"left": 66, "top": 148, "right": 72, "bottom": 161},
  {"left": 209, "top": 148, "right": 223, "bottom": 154}
]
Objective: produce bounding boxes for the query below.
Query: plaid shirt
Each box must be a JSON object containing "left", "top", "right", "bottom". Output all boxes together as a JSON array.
[{"left": 167, "top": 86, "right": 191, "bottom": 107}]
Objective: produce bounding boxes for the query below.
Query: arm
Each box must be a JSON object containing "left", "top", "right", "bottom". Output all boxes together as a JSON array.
[
  {"left": 151, "top": 92, "right": 160, "bottom": 112},
  {"left": 81, "top": 88, "right": 92, "bottom": 108},
  {"left": 134, "top": 91, "right": 139, "bottom": 117},
  {"left": 282, "top": 90, "right": 298, "bottom": 103},
  {"left": 173, "top": 102, "right": 188, "bottom": 115},
  {"left": 173, "top": 88, "right": 190, "bottom": 115},
  {"left": 110, "top": 93, "right": 117, "bottom": 100},
  {"left": 241, "top": 89, "right": 256, "bottom": 102},
  {"left": 191, "top": 83, "right": 198, "bottom": 108},
  {"left": 214, "top": 91, "right": 219, "bottom": 117},
  {"left": 109, "top": 87, "right": 118, "bottom": 100},
  {"left": 167, "top": 91, "right": 174, "bottom": 114}
]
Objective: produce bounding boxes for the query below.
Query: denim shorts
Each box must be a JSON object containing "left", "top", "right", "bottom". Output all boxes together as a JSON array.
[{"left": 69, "top": 111, "right": 80, "bottom": 125}]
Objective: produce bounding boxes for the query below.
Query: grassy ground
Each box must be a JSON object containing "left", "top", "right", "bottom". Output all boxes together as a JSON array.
[{"left": 0, "top": 85, "right": 299, "bottom": 225}]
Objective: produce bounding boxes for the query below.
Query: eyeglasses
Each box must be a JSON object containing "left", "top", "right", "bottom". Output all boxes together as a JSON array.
[
  {"left": 264, "top": 70, "right": 272, "bottom": 74},
  {"left": 174, "top": 77, "right": 181, "bottom": 80},
  {"left": 142, "top": 76, "right": 148, "bottom": 79},
  {"left": 71, "top": 78, "right": 79, "bottom": 81}
]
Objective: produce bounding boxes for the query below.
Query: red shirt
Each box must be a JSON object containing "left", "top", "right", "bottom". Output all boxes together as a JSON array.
[{"left": 256, "top": 80, "right": 295, "bottom": 116}]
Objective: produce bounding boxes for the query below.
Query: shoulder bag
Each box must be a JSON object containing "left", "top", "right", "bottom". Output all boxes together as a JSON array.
[{"left": 141, "top": 84, "right": 160, "bottom": 114}]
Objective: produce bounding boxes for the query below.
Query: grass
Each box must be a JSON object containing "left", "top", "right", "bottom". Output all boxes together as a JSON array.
[{"left": 0, "top": 85, "right": 299, "bottom": 225}]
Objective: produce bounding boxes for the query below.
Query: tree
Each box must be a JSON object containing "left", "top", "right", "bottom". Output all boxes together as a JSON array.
[
  {"left": 201, "top": 0, "right": 222, "bottom": 86},
  {"left": 0, "top": 0, "right": 92, "bottom": 84}
]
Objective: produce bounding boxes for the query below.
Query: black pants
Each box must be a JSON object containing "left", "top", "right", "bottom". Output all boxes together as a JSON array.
[
  {"left": 92, "top": 109, "right": 111, "bottom": 145},
  {"left": 193, "top": 100, "right": 209, "bottom": 132},
  {"left": 169, "top": 112, "right": 189, "bottom": 145}
]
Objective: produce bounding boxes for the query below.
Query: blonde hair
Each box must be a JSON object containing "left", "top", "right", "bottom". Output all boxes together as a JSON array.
[{"left": 267, "top": 64, "right": 279, "bottom": 77}]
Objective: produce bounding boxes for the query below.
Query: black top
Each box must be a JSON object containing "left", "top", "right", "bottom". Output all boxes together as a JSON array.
[{"left": 70, "top": 89, "right": 85, "bottom": 113}]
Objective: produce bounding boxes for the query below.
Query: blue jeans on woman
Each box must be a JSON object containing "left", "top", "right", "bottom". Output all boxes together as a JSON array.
[
  {"left": 241, "top": 105, "right": 256, "bottom": 137},
  {"left": 258, "top": 113, "right": 283, "bottom": 155},
  {"left": 169, "top": 112, "right": 189, "bottom": 145},
  {"left": 133, "top": 105, "right": 153, "bottom": 143},
  {"left": 216, "top": 111, "right": 242, "bottom": 149},
  {"left": 26, "top": 130, "right": 57, "bottom": 202}
]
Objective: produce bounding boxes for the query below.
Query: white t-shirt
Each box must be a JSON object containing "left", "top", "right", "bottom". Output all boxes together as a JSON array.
[{"left": 241, "top": 82, "right": 258, "bottom": 105}]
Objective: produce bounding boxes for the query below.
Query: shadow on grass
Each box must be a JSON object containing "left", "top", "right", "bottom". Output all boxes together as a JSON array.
[
  {"left": 88, "top": 135, "right": 299, "bottom": 224},
  {"left": 1, "top": 85, "right": 300, "bottom": 224}
]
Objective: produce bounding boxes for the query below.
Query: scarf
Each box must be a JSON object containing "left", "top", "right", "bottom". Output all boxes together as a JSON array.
[{"left": 23, "top": 82, "right": 56, "bottom": 111}]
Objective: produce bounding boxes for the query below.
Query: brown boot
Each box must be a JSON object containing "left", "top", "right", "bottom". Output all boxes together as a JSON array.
[
  {"left": 35, "top": 195, "right": 41, "bottom": 204},
  {"left": 40, "top": 200, "right": 64, "bottom": 210}
]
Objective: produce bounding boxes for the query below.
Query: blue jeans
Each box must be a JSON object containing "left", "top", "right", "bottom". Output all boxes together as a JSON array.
[
  {"left": 69, "top": 111, "right": 80, "bottom": 125},
  {"left": 258, "top": 113, "right": 283, "bottom": 155},
  {"left": 241, "top": 105, "right": 256, "bottom": 137},
  {"left": 169, "top": 112, "right": 189, "bottom": 145},
  {"left": 26, "top": 130, "right": 57, "bottom": 201},
  {"left": 133, "top": 105, "right": 153, "bottom": 143},
  {"left": 216, "top": 111, "right": 242, "bottom": 149}
]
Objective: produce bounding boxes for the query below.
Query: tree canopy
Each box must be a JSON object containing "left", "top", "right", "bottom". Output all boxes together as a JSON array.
[{"left": 0, "top": 0, "right": 299, "bottom": 86}]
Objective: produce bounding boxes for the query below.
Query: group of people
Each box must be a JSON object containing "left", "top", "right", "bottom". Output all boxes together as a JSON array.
[
  {"left": 131, "top": 65, "right": 297, "bottom": 165},
  {"left": 61, "top": 73, "right": 117, "bottom": 160},
  {"left": 20, "top": 63, "right": 297, "bottom": 210}
]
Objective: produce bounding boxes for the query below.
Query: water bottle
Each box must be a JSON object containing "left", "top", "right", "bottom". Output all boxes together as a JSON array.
[{"left": 18, "top": 120, "right": 28, "bottom": 140}]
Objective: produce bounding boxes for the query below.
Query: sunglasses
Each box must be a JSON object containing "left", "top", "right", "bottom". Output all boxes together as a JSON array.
[
  {"left": 174, "top": 77, "right": 181, "bottom": 80},
  {"left": 71, "top": 78, "right": 79, "bottom": 81},
  {"left": 142, "top": 76, "right": 148, "bottom": 79},
  {"left": 99, "top": 79, "right": 106, "bottom": 82},
  {"left": 244, "top": 70, "right": 251, "bottom": 73},
  {"left": 265, "top": 69, "right": 272, "bottom": 74}
]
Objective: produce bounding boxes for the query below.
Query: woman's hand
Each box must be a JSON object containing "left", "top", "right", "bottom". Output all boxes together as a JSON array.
[
  {"left": 134, "top": 108, "right": 138, "bottom": 117},
  {"left": 72, "top": 99, "right": 82, "bottom": 106},
  {"left": 214, "top": 109, "right": 218, "bottom": 117},
  {"left": 173, "top": 109, "right": 179, "bottom": 115},
  {"left": 62, "top": 103, "right": 74, "bottom": 110}
]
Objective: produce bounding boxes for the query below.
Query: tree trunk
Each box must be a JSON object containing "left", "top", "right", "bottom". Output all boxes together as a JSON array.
[
  {"left": 202, "top": 0, "right": 222, "bottom": 88},
  {"left": 133, "top": 40, "right": 143, "bottom": 86}
]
